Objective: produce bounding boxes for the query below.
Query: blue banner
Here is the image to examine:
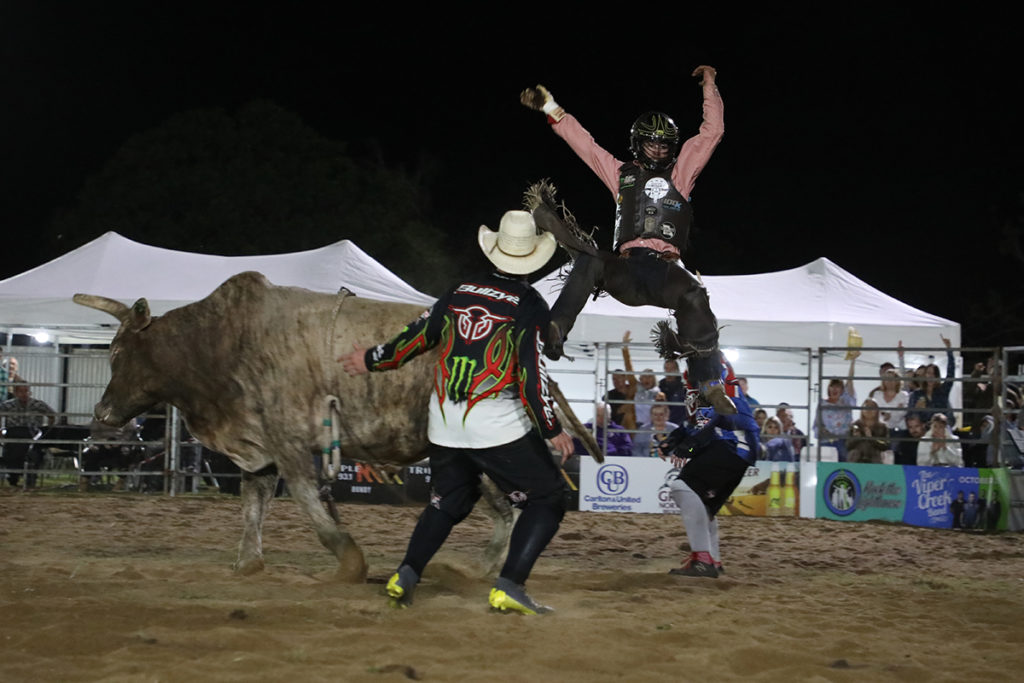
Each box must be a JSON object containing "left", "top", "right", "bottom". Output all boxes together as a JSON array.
[{"left": 816, "top": 462, "right": 1009, "bottom": 529}]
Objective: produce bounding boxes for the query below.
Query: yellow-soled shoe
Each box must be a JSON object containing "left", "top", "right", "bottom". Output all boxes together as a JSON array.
[
  {"left": 385, "top": 565, "right": 419, "bottom": 609},
  {"left": 488, "top": 578, "right": 552, "bottom": 615}
]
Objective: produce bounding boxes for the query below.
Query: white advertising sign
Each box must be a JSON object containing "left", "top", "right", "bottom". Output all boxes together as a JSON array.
[{"left": 579, "top": 456, "right": 682, "bottom": 514}]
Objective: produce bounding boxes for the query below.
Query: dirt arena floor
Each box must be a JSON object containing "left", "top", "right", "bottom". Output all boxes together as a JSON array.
[{"left": 2, "top": 488, "right": 1023, "bottom": 682}]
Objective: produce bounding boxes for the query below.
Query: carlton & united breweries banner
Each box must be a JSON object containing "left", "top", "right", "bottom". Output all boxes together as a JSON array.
[{"left": 578, "top": 456, "right": 801, "bottom": 517}]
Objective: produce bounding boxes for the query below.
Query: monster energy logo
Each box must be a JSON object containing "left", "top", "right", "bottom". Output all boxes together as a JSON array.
[{"left": 447, "top": 355, "right": 477, "bottom": 401}]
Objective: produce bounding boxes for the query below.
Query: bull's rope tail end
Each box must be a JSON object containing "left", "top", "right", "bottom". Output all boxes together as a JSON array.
[{"left": 321, "top": 395, "right": 343, "bottom": 480}]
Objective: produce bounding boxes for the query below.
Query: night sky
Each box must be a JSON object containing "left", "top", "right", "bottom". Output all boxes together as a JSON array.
[{"left": 3, "top": 5, "right": 1021, "bottom": 345}]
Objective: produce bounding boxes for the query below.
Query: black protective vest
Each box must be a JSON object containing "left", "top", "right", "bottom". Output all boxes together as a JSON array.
[{"left": 613, "top": 163, "right": 693, "bottom": 252}]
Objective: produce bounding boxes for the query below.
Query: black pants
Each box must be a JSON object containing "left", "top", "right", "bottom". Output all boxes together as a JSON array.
[
  {"left": 551, "top": 250, "right": 722, "bottom": 383},
  {"left": 2, "top": 444, "right": 42, "bottom": 487},
  {"left": 679, "top": 440, "right": 751, "bottom": 517},
  {"left": 401, "top": 432, "right": 566, "bottom": 584}
]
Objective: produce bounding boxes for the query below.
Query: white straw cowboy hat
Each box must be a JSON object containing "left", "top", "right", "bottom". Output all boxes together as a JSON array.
[{"left": 478, "top": 210, "right": 557, "bottom": 275}]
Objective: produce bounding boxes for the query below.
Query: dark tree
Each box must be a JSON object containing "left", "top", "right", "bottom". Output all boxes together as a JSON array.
[{"left": 47, "top": 100, "right": 455, "bottom": 295}]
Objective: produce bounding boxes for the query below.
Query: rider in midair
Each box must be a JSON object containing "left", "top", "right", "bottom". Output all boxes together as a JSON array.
[{"left": 520, "top": 65, "right": 734, "bottom": 415}]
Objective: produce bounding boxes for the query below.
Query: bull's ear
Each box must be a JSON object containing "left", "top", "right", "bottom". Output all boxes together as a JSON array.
[{"left": 129, "top": 298, "right": 152, "bottom": 331}]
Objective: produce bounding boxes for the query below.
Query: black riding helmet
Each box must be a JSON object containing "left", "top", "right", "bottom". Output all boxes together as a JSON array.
[{"left": 629, "top": 111, "right": 681, "bottom": 171}]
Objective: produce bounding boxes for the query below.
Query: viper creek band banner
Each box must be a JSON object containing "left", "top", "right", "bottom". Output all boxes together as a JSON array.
[{"left": 816, "top": 462, "right": 1010, "bottom": 530}]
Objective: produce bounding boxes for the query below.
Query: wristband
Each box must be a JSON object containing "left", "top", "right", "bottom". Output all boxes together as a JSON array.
[{"left": 542, "top": 99, "right": 565, "bottom": 123}]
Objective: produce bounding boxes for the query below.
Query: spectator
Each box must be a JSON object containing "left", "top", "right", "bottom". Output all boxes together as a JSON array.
[
  {"left": 869, "top": 368, "right": 909, "bottom": 432},
  {"left": 736, "top": 377, "right": 759, "bottom": 405},
  {"left": 0, "top": 376, "right": 56, "bottom": 432},
  {"left": 0, "top": 356, "right": 18, "bottom": 400},
  {"left": 761, "top": 416, "right": 796, "bottom": 462},
  {"left": 869, "top": 360, "right": 896, "bottom": 397},
  {"left": 576, "top": 402, "right": 632, "bottom": 457},
  {"left": 907, "top": 335, "right": 957, "bottom": 427},
  {"left": 917, "top": 413, "right": 963, "bottom": 467},
  {"left": 753, "top": 408, "right": 768, "bottom": 431},
  {"left": 634, "top": 369, "right": 664, "bottom": 428},
  {"left": 631, "top": 403, "right": 678, "bottom": 458},
  {"left": 896, "top": 340, "right": 926, "bottom": 393},
  {"left": 621, "top": 330, "right": 663, "bottom": 427},
  {"left": 658, "top": 358, "right": 690, "bottom": 427},
  {"left": 1, "top": 376, "right": 56, "bottom": 487},
  {"left": 846, "top": 398, "right": 890, "bottom": 464},
  {"left": 971, "top": 414, "right": 997, "bottom": 468},
  {"left": 814, "top": 350, "right": 859, "bottom": 461},
  {"left": 777, "top": 403, "right": 807, "bottom": 453},
  {"left": 891, "top": 413, "right": 926, "bottom": 466},
  {"left": 604, "top": 366, "right": 637, "bottom": 432},
  {"left": 962, "top": 357, "right": 999, "bottom": 466},
  {"left": 988, "top": 389, "right": 1024, "bottom": 468}
]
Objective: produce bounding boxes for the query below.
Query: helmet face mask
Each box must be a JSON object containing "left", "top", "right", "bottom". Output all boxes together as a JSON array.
[{"left": 630, "top": 111, "right": 681, "bottom": 171}]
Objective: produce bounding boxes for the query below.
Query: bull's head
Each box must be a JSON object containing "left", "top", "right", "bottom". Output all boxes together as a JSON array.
[{"left": 73, "top": 293, "right": 158, "bottom": 426}]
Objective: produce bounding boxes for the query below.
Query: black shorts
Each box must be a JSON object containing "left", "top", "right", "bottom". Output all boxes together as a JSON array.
[
  {"left": 428, "top": 432, "right": 565, "bottom": 519},
  {"left": 679, "top": 439, "right": 751, "bottom": 516}
]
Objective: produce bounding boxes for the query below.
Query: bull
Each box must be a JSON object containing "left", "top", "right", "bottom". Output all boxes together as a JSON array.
[{"left": 74, "top": 271, "right": 596, "bottom": 582}]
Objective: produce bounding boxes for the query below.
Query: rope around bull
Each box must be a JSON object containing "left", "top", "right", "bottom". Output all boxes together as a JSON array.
[{"left": 320, "top": 287, "right": 402, "bottom": 484}]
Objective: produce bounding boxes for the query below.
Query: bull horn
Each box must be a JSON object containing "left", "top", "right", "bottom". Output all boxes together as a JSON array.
[
  {"left": 73, "top": 294, "right": 130, "bottom": 322},
  {"left": 550, "top": 380, "right": 604, "bottom": 463}
]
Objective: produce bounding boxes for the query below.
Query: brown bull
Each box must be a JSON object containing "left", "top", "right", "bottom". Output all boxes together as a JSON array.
[{"left": 75, "top": 271, "right": 597, "bottom": 582}]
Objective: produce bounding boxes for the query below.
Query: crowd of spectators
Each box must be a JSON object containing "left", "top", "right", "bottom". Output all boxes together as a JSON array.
[
  {"left": 1, "top": 365, "right": 57, "bottom": 487},
  {"left": 582, "top": 334, "right": 1023, "bottom": 470}
]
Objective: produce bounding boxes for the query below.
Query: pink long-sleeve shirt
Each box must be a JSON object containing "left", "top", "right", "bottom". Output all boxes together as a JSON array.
[{"left": 550, "top": 81, "right": 725, "bottom": 255}]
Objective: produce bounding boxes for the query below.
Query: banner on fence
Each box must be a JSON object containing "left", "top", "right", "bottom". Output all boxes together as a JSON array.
[
  {"left": 815, "top": 462, "right": 1010, "bottom": 530},
  {"left": 329, "top": 459, "right": 431, "bottom": 505},
  {"left": 578, "top": 456, "right": 801, "bottom": 517}
]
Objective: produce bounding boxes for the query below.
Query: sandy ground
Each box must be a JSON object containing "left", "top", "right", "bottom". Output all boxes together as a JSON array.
[{"left": 2, "top": 488, "right": 1023, "bottom": 683}]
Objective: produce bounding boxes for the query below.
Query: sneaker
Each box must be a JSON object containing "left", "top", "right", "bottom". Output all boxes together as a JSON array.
[
  {"left": 669, "top": 552, "right": 719, "bottom": 578},
  {"left": 715, "top": 561, "right": 725, "bottom": 575},
  {"left": 488, "top": 577, "right": 553, "bottom": 615},
  {"left": 385, "top": 565, "right": 419, "bottom": 609},
  {"left": 703, "top": 383, "right": 737, "bottom": 415}
]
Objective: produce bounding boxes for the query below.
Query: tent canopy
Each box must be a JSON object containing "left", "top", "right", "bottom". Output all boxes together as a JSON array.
[
  {"left": 533, "top": 257, "right": 962, "bottom": 412},
  {"left": 533, "top": 256, "right": 957, "bottom": 347},
  {"left": 0, "top": 231, "right": 434, "bottom": 340}
]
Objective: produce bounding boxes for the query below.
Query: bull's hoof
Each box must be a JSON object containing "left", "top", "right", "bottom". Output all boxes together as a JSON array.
[
  {"left": 233, "top": 557, "right": 265, "bottom": 575},
  {"left": 333, "top": 549, "right": 368, "bottom": 583}
]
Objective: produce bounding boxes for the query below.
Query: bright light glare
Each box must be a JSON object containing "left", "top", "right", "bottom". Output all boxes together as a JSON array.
[
  {"left": 33, "top": 332, "right": 51, "bottom": 343},
  {"left": 723, "top": 348, "right": 740, "bottom": 363}
]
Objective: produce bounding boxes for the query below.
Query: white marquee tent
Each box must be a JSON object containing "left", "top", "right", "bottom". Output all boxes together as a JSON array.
[
  {"left": 0, "top": 231, "right": 435, "bottom": 343},
  {"left": 0, "top": 234, "right": 963, "bottom": 427},
  {"left": 533, "top": 257, "right": 962, "bottom": 419}
]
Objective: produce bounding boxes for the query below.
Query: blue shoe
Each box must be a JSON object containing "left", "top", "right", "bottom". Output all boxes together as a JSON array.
[
  {"left": 488, "top": 577, "right": 553, "bottom": 615},
  {"left": 385, "top": 565, "right": 419, "bottom": 609}
]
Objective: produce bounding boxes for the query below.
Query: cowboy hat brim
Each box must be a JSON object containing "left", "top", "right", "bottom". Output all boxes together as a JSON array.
[{"left": 478, "top": 225, "right": 557, "bottom": 275}]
